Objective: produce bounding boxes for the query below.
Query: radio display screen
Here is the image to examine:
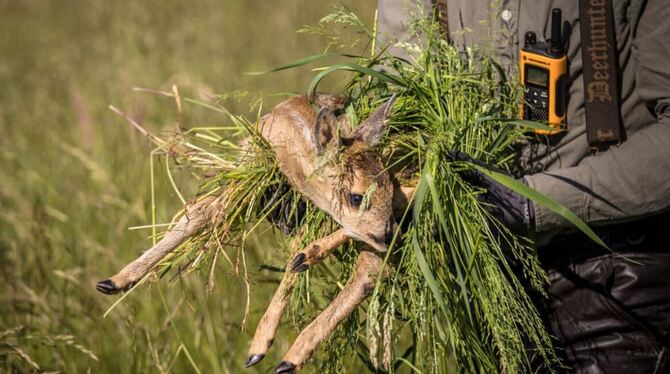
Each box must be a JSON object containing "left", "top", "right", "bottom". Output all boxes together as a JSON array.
[{"left": 526, "top": 66, "right": 549, "bottom": 88}]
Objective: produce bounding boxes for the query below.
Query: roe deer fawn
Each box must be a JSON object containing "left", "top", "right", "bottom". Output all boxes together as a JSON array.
[{"left": 97, "top": 93, "right": 414, "bottom": 373}]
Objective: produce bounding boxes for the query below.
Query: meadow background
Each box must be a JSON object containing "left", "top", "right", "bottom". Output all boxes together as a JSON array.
[{"left": 0, "top": 1, "right": 376, "bottom": 372}]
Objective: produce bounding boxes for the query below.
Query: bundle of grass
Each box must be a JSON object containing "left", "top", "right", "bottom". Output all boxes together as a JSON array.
[{"left": 101, "top": 8, "right": 604, "bottom": 373}]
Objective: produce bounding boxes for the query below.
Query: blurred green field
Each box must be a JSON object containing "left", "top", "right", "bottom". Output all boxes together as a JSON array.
[{"left": 0, "top": 1, "right": 375, "bottom": 372}]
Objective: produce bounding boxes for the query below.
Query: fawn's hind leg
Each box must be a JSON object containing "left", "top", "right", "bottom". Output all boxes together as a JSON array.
[{"left": 96, "top": 196, "right": 216, "bottom": 295}]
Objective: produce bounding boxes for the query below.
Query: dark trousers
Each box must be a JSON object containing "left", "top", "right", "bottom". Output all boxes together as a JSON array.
[{"left": 538, "top": 218, "right": 670, "bottom": 373}]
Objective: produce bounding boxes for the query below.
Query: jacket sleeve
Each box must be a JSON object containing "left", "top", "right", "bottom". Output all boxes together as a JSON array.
[{"left": 525, "top": 0, "right": 670, "bottom": 232}]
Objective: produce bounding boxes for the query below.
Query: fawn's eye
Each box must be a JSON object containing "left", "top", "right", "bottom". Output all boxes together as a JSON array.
[{"left": 349, "top": 193, "right": 364, "bottom": 208}]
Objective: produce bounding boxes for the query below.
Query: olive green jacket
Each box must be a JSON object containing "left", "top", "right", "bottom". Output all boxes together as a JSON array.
[{"left": 377, "top": 0, "right": 670, "bottom": 236}]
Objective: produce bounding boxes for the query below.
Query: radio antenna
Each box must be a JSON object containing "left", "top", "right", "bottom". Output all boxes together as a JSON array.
[{"left": 550, "top": 8, "right": 563, "bottom": 54}]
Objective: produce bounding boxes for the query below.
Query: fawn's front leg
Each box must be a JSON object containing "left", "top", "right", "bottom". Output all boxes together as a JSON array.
[
  {"left": 289, "top": 229, "right": 349, "bottom": 273},
  {"left": 245, "top": 269, "right": 299, "bottom": 367},
  {"left": 275, "top": 249, "right": 388, "bottom": 373}
]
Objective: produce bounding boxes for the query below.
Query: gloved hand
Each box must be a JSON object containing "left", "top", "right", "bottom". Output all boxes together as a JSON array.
[{"left": 450, "top": 152, "right": 535, "bottom": 233}]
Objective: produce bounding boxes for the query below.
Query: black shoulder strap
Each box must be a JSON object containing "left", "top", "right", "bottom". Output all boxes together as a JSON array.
[{"left": 579, "top": 0, "right": 625, "bottom": 150}]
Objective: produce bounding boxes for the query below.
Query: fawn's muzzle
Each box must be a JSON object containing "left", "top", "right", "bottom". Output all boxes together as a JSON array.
[
  {"left": 368, "top": 220, "right": 398, "bottom": 251},
  {"left": 384, "top": 220, "right": 399, "bottom": 246}
]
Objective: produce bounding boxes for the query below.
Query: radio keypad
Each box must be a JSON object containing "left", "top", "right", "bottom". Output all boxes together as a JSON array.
[{"left": 523, "top": 86, "right": 549, "bottom": 121}]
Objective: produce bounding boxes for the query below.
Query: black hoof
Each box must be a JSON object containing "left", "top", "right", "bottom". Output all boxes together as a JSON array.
[
  {"left": 275, "top": 361, "right": 296, "bottom": 374},
  {"left": 245, "top": 354, "right": 265, "bottom": 368},
  {"left": 95, "top": 279, "right": 120, "bottom": 295},
  {"left": 290, "top": 253, "right": 309, "bottom": 273}
]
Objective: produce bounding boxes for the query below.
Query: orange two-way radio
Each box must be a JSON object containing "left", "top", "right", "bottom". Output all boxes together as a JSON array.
[{"left": 520, "top": 9, "right": 568, "bottom": 135}]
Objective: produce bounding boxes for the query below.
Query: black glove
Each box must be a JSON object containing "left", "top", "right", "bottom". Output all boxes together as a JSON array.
[{"left": 451, "top": 152, "right": 535, "bottom": 233}]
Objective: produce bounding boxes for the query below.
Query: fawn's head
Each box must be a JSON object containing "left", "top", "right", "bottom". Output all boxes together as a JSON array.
[{"left": 310, "top": 96, "right": 398, "bottom": 252}]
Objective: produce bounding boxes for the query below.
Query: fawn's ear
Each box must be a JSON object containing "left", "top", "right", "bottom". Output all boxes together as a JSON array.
[
  {"left": 351, "top": 94, "right": 397, "bottom": 147},
  {"left": 314, "top": 107, "right": 343, "bottom": 155}
]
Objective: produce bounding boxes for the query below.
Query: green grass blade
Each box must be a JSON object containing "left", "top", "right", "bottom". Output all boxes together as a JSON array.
[
  {"left": 244, "top": 53, "right": 331, "bottom": 75},
  {"left": 411, "top": 173, "right": 449, "bottom": 316},
  {"left": 307, "top": 62, "right": 407, "bottom": 96},
  {"left": 411, "top": 233, "right": 449, "bottom": 318}
]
